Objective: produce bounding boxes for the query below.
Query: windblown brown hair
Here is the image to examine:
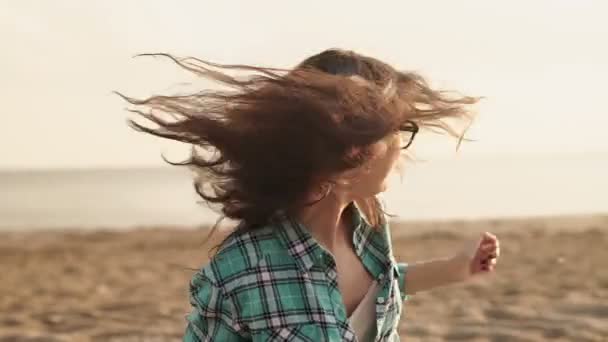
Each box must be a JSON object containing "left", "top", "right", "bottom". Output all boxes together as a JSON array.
[{"left": 118, "top": 49, "right": 478, "bottom": 236}]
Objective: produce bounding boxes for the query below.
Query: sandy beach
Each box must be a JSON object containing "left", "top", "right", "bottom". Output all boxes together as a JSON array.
[{"left": 1, "top": 215, "right": 607, "bottom": 342}]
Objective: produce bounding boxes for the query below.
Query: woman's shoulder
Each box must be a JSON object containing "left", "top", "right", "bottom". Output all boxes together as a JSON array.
[{"left": 196, "top": 224, "right": 291, "bottom": 292}]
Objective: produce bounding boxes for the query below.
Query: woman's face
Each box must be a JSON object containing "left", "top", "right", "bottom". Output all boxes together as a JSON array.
[{"left": 335, "top": 133, "right": 403, "bottom": 199}]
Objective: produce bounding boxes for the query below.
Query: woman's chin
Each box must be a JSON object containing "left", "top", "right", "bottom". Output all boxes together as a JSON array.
[
  {"left": 369, "top": 183, "right": 388, "bottom": 197},
  {"left": 379, "top": 181, "right": 391, "bottom": 193}
]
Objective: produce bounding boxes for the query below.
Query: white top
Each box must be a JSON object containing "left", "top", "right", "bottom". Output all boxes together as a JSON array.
[{"left": 348, "top": 280, "right": 380, "bottom": 342}]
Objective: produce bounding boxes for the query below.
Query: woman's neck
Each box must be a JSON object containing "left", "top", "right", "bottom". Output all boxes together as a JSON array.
[{"left": 297, "top": 195, "right": 352, "bottom": 253}]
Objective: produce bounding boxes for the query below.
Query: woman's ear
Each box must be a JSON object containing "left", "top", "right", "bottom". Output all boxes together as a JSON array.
[
  {"left": 320, "top": 181, "right": 335, "bottom": 198},
  {"left": 306, "top": 181, "right": 335, "bottom": 204}
]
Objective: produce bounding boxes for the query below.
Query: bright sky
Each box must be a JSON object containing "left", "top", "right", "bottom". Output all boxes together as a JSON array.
[{"left": 2, "top": 0, "right": 607, "bottom": 169}]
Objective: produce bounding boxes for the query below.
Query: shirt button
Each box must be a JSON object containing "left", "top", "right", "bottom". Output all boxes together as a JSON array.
[
  {"left": 377, "top": 297, "right": 385, "bottom": 304},
  {"left": 327, "top": 269, "right": 336, "bottom": 278},
  {"left": 378, "top": 273, "right": 385, "bottom": 280}
]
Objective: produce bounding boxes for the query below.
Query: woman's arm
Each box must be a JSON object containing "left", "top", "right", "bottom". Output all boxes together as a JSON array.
[{"left": 404, "top": 232, "right": 500, "bottom": 294}]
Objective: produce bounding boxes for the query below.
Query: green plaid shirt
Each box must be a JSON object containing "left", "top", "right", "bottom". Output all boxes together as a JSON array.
[{"left": 184, "top": 204, "right": 409, "bottom": 341}]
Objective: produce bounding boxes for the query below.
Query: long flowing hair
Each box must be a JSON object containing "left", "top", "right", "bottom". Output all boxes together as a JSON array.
[{"left": 118, "top": 49, "right": 478, "bottom": 239}]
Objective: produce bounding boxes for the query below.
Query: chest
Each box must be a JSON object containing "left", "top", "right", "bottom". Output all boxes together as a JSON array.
[
  {"left": 334, "top": 243, "right": 375, "bottom": 316},
  {"left": 237, "top": 252, "right": 403, "bottom": 342}
]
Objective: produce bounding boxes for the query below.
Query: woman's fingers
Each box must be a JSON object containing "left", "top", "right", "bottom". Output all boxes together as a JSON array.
[
  {"left": 480, "top": 258, "right": 497, "bottom": 272},
  {"left": 480, "top": 244, "right": 497, "bottom": 253},
  {"left": 477, "top": 234, "right": 499, "bottom": 273},
  {"left": 478, "top": 245, "right": 499, "bottom": 264},
  {"left": 483, "top": 232, "right": 498, "bottom": 241},
  {"left": 481, "top": 256, "right": 497, "bottom": 264},
  {"left": 464, "top": 232, "right": 500, "bottom": 275}
]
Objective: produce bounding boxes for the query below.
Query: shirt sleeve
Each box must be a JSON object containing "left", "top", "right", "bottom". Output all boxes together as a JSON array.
[
  {"left": 184, "top": 271, "right": 244, "bottom": 342},
  {"left": 396, "top": 262, "right": 410, "bottom": 302}
]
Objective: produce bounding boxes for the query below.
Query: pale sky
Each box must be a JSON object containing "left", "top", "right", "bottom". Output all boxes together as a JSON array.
[{"left": 2, "top": 0, "right": 607, "bottom": 169}]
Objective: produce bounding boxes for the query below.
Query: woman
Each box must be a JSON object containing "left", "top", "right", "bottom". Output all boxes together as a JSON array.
[{"left": 122, "top": 49, "right": 500, "bottom": 341}]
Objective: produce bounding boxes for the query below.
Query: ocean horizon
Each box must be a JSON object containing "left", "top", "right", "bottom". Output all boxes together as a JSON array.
[{"left": 1, "top": 153, "right": 606, "bottom": 231}]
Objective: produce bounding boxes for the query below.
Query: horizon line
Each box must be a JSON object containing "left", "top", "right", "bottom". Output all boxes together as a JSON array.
[{"left": 1, "top": 150, "right": 606, "bottom": 173}]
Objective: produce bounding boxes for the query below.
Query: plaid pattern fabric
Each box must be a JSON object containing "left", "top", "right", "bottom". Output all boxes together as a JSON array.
[{"left": 184, "top": 203, "right": 409, "bottom": 341}]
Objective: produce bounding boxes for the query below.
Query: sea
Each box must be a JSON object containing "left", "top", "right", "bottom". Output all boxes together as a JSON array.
[{"left": 1, "top": 154, "right": 606, "bottom": 231}]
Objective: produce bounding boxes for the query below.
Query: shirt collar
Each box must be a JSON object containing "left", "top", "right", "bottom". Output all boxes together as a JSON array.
[
  {"left": 275, "top": 202, "right": 391, "bottom": 273},
  {"left": 274, "top": 213, "right": 322, "bottom": 272}
]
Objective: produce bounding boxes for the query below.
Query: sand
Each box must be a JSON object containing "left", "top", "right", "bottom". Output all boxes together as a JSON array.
[{"left": 1, "top": 215, "right": 607, "bottom": 342}]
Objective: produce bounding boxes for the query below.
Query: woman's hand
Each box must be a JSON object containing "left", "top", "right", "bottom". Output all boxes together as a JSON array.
[
  {"left": 403, "top": 232, "right": 501, "bottom": 294},
  {"left": 455, "top": 232, "right": 500, "bottom": 277}
]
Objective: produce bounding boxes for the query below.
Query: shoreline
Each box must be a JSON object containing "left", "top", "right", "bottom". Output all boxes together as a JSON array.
[{"left": 2, "top": 212, "right": 607, "bottom": 234}]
